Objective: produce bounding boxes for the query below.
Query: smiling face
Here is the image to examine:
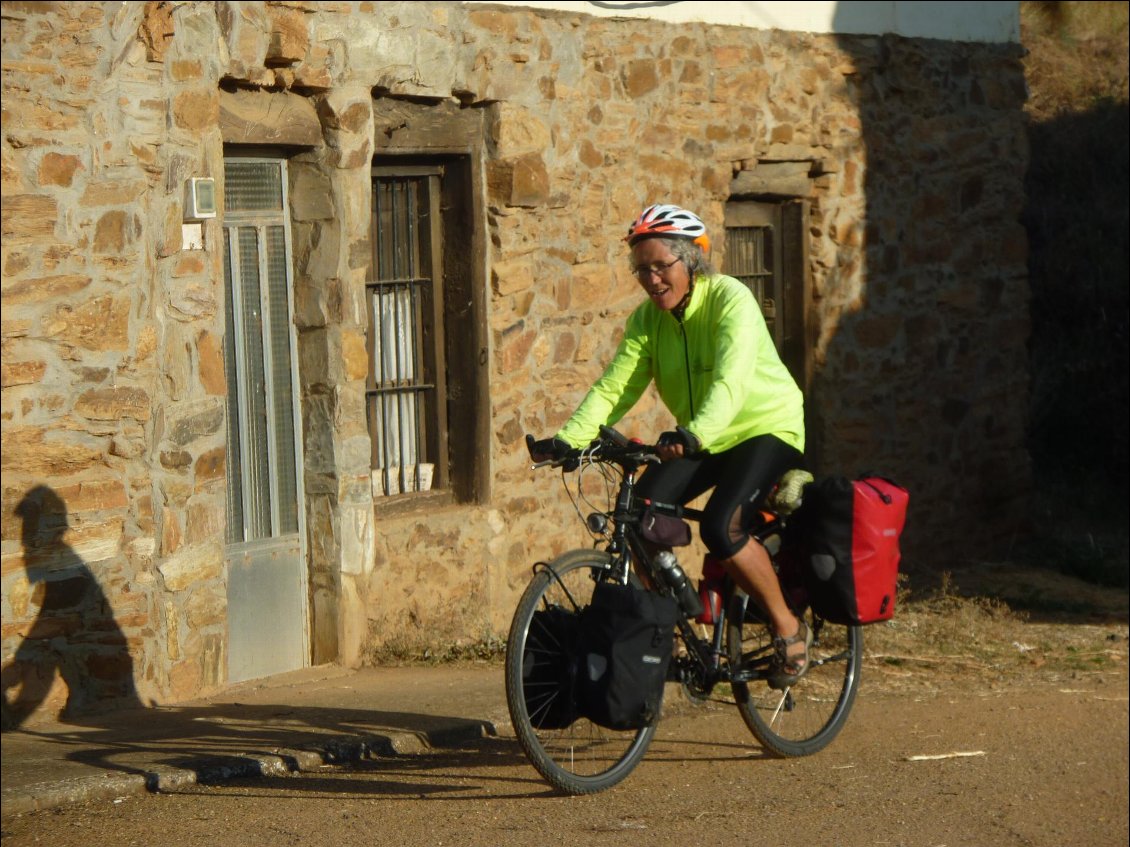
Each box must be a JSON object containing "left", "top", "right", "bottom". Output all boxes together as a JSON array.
[{"left": 631, "top": 238, "right": 692, "bottom": 312}]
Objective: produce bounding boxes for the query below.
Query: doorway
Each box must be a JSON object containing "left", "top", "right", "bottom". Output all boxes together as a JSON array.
[{"left": 221, "top": 156, "right": 309, "bottom": 682}]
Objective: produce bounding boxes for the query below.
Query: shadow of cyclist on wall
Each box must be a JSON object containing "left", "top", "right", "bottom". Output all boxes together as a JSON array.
[{"left": 1, "top": 485, "right": 142, "bottom": 731}]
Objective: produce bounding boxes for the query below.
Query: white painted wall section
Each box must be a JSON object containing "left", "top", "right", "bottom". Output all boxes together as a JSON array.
[{"left": 469, "top": 1, "right": 1020, "bottom": 44}]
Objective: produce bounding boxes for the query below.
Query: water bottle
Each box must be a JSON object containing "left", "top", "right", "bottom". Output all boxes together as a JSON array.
[{"left": 655, "top": 551, "right": 704, "bottom": 617}]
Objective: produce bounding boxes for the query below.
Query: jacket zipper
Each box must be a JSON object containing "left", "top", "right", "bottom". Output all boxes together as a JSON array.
[{"left": 675, "top": 312, "right": 695, "bottom": 418}]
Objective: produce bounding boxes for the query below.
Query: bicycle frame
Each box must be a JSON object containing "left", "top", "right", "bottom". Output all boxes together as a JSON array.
[{"left": 587, "top": 442, "right": 791, "bottom": 693}]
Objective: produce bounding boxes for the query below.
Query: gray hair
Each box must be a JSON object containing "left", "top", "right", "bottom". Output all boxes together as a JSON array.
[{"left": 630, "top": 236, "right": 714, "bottom": 278}]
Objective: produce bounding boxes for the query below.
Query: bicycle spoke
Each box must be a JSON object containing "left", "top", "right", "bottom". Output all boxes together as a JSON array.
[
  {"left": 506, "top": 551, "right": 656, "bottom": 794},
  {"left": 727, "top": 601, "right": 862, "bottom": 757}
]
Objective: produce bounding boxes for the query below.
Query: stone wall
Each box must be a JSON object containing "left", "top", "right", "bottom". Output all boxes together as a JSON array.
[{"left": 1, "top": 1, "right": 1029, "bottom": 720}]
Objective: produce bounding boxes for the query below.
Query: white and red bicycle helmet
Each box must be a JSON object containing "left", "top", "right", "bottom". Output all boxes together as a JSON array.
[{"left": 625, "top": 203, "right": 710, "bottom": 250}]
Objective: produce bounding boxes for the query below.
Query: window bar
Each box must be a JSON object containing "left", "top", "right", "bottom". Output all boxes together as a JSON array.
[
  {"left": 397, "top": 182, "right": 411, "bottom": 494},
  {"left": 393, "top": 285, "right": 405, "bottom": 494},
  {"left": 409, "top": 193, "right": 422, "bottom": 494},
  {"left": 258, "top": 224, "right": 282, "bottom": 537},
  {"left": 227, "top": 230, "right": 253, "bottom": 543},
  {"left": 400, "top": 182, "right": 413, "bottom": 495},
  {"left": 367, "top": 274, "right": 378, "bottom": 476},
  {"left": 409, "top": 183, "right": 420, "bottom": 491},
  {"left": 379, "top": 182, "right": 396, "bottom": 496},
  {"left": 409, "top": 280, "right": 422, "bottom": 490}
]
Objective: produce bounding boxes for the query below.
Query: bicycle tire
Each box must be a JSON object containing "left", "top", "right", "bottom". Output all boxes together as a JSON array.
[
  {"left": 505, "top": 549, "right": 657, "bottom": 794},
  {"left": 726, "top": 594, "right": 862, "bottom": 757}
]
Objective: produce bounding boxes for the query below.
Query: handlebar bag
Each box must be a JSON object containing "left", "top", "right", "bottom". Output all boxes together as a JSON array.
[
  {"left": 797, "top": 475, "right": 909, "bottom": 625},
  {"left": 640, "top": 505, "right": 692, "bottom": 547},
  {"left": 577, "top": 581, "right": 678, "bottom": 730},
  {"left": 522, "top": 604, "right": 582, "bottom": 729}
]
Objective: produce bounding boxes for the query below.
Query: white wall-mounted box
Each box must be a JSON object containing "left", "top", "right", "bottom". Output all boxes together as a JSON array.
[{"left": 184, "top": 177, "right": 217, "bottom": 220}]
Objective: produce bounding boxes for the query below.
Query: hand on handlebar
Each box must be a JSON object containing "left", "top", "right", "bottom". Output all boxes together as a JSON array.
[
  {"left": 656, "top": 426, "right": 701, "bottom": 462},
  {"left": 526, "top": 426, "right": 686, "bottom": 470},
  {"left": 526, "top": 434, "right": 580, "bottom": 469}
]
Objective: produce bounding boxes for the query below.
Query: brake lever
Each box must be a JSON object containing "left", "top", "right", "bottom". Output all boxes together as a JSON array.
[{"left": 598, "top": 424, "right": 630, "bottom": 447}]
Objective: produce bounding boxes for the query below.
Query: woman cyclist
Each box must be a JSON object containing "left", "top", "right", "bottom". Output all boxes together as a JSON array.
[{"left": 530, "top": 203, "right": 811, "bottom": 688}]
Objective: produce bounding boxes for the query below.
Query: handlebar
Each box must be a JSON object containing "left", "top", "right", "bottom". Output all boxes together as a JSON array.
[{"left": 526, "top": 426, "right": 660, "bottom": 470}]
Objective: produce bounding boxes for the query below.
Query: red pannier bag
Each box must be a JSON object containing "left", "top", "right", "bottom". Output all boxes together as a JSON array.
[{"left": 798, "top": 475, "right": 909, "bottom": 625}]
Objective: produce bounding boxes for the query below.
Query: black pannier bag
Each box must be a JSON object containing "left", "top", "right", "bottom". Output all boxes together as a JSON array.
[
  {"left": 522, "top": 605, "right": 582, "bottom": 729},
  {"left": 797, "top": 474, "right": 909, "bottom": 625},
  {"left": 577, "top": 581, "right": 678, "bottom": 730}
]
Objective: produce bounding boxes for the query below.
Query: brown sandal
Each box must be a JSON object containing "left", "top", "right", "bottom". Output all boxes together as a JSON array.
[{"left": 768, "top": 618, "right": 812, "bottom": 690}]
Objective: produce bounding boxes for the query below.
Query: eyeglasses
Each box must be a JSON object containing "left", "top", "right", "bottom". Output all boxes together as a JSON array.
[{"left": 632, "top": 257, "right": 683, "bottom": 279}]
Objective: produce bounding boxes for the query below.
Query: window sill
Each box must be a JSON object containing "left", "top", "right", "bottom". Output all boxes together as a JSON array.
[{"left": 372, "top": 488, "right": 455, "bottom": 519}]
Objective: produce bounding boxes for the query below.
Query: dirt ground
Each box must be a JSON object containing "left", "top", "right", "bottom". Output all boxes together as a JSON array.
[
  {"left": 1, "top": 663, "right": 1124, "bottom": 847},
  {"left": 3, "top": 564, "right": 1126, "bottom": 847}
]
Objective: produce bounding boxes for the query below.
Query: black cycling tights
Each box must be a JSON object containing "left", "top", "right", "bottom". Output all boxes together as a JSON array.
[{"left": 635, "top": 434, "right": 804, "bottom": 559}]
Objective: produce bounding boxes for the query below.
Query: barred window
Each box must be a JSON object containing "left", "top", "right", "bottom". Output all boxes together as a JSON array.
[
  {"left": 725, "top": 222, "right": 779, "bottom": 343},
  {"left": 367, "top": 158, "right": 486, "bottom": 502}
]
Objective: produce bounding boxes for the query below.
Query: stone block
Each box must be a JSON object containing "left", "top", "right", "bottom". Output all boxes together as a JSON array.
[
  {"left": 161, "top": 507, "right": 182, "bottom": 556},
  {"left": 37, "top": 152, "right": 81, "bottom": 187},
  {"left": 621, "top": 58, "right": 659, "bottom": 98},
  {"left": 167, "top": 655, "right": 203, "bottom": 701},
  {"left": 75, "top": 386, "right": 151, "bottom": 422},
  {"left": 193, "top": 447, "right": 226, "bottom": 488},
  {"left": 184, "top": 583, "right": 225, "bottom": 631},
  {"left": 42, "top": 294, "right": 129, "bottom": 351},
  {"left": 342, "top": 328, "right": 368, "bottom": 381},
  {"left": 469, "top": 9, "right": 518, "bottom": 39},
  {"left": 317, "top": 88, "right": 372, "bottom": 133},
  {"left": 569, "top": 262, "right": 614, "bottom": 311},
  {"left": 139, "top": 0, "right": 175, "bottom": 62},
  {"left": 487, "top": 154, "right": 549, "bottom": 208},
  {"left": 1, "top": 195, "right": 57, "bottom": 239},
  {"left": 92, "top": 210, "right": 136, "bottom": 254},
  {"left": 172, "top": 89, "right": 219, "bottom": 133},
  {"left": 170, "top": 59, "right": 203, "bottom": 81},
  {"left": 491, "top": 255, "right": 535, "bottom": 296},
  {"left": 294, "top": 42, "right": 334, "bottom": 90},
  {"left": 167, "top": 283, "right": 217, "bottom": 321},
  {"left": 51, "top": 478, "right": 128, "bottom": 514},
  {"left": 160, "top": 398, "right": 224, "bottom": 447},
  {"left": 184, "top": 499, "right": 224, "bottom": 546},
  {"left": 173, "top": 253, "right": 206, "bottom": 278},
  {"left": 160, "top": 450, "right": 193, "bottom": 471},
  {"left": 196, "top": 330, "right": 226, "bottom": 395},
  {"left": 266, "top": 7, "right": 309, "bottom": 66},
  {"left": 158, "top": 543, "right": 223, "bottom": 592},
  {"left": 495, "top": 323, "right": 536, "bottom": 374},
  {"left": 327, "top": 132, "right": 372, "bottom": 170},
  {"left": 490, "top": 103, "right": 550, "bottom": 157},
  {"left": 0, "top": 360, "right": 47, "bottom": 388},
  {"left": 81, "top": 180, "right": 146, "bottom": 207}
]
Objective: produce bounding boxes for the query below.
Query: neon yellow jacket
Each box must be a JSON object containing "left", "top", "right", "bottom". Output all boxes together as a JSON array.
[{"left": 556, "top": 273, "right": 804, "bottom": 454}]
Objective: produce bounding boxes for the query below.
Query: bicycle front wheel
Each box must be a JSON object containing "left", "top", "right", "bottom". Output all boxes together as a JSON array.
[
  {"left": 726, "top": 597, "right": 862, "bottom": 757},
  {"left": 505, "top": 549, "right": 656, "bottom": 795}
]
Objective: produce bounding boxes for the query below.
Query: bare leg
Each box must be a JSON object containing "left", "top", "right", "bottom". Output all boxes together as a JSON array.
[{"left": 722, "top": 539, "right": 802, "bottom": 644}]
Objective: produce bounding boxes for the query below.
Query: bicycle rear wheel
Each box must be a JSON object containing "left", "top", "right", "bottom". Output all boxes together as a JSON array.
[
  {"left": 505, "top": 549, "right": 656, "bottom": 794},
  {"left": 726, "top": 596, "right": 862, "bottom": 757}
]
